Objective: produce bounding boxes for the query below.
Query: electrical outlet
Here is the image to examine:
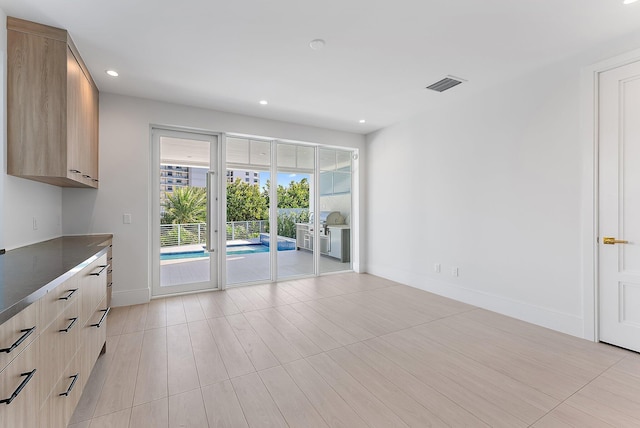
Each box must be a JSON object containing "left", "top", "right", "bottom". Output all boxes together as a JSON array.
[
  {"left": 123, "top": 213, "right": 132, "bottom": 224},
  {"left": 434, "top": 263, "right": 441, "bottom": 273},
  {"left": 32, "top": 217, "right": 38, "bottom": 230},
  {"left": 452, "top": 267, "right": 459, "bottom": 277}
]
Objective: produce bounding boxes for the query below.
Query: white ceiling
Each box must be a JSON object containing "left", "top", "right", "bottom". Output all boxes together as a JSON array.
[{"left": 2, "top": 0, "right": 640, "bottom": 134}]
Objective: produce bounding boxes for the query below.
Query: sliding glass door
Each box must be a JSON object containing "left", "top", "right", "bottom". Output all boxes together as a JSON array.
[{"left": 152, "top": 129, "right": 219, "bottom": 296}]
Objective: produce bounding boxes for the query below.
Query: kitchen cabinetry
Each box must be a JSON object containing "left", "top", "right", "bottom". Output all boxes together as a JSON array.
[
  {"left": 327, "top": 226, "right": 350, "bottom": 263},
  {"left": 7, "top": 17, "right": 99, "bottom": 188},
  {"left": 0, "top": 237, "right": 110, "bottom": 428}
]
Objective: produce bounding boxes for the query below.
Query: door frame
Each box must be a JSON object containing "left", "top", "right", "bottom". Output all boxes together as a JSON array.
[
  {"left": 149, "top": 126, "right": 225, "bottom": 297},
  {"left": 581, "top": 47, "right": 640, "bottom": 342}
]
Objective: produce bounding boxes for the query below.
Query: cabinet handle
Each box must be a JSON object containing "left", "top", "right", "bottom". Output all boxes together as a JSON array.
[
  {"left": 91, "top": 307, "right": 110, "bottom": 328},
  {"left": 82, "top": 174, "right": 91, "bottom": 179},
  {"left": 59, "top": 288, "right": 78, "bottom": 301},
  {"left": 69, "top": 169, "right": 81, "bottom": 174},
  {"left": 107, "top": 282, "right": 113, "bottom": 288},
  {"left": 90, "top": 264, "right": 110, "bottom": 276},
  {"left": 59, "top": 374, "right": 79, "bottom": 397},
  {"left": 0, "top": 369, "right": 36, "bottom": 405},
  {"left": 92, "top": 178, "right": 99, "bottom": 182},
  {"left": 59, "top": 317, "right": 78, "bottom": 333},
  {"left": 0, "top": 327, "right": 36, "bottom": 353}
]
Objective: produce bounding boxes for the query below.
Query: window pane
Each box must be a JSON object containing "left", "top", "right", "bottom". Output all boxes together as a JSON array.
[{"left": 250, "top": 140, "right": 271, "bottom": 165}]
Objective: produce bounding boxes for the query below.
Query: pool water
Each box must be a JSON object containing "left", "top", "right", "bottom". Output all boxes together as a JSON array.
[
  {"left": 161, "top": 251, "right": 209, "bottom": 261},
  {"left": 227, "top": 245, "right": 270, "bottom": 255},
  {"left": 161, "top": 244, "right": 292, "bottom": 260}
]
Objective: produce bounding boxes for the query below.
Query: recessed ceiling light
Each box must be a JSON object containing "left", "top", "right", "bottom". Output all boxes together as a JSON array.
[
  {"left": 309, "top": 39, "right": 326, "bottom": 50},
  {"left": 359, "top": 119, "right": 366, "bottom": 124},
  {"left": 624, "top": 0, "right": 638, "bottom": 4},
  {"left": 105, "top": 70, "right": 119, "bottom": 77},
  {"left": 259, "top": 100, "right": 268, "bottom": 105}
]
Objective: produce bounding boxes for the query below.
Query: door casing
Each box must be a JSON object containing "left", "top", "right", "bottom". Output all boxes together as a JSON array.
[{"left": 581, "top": 48, "right": 640, "bottom": 342}]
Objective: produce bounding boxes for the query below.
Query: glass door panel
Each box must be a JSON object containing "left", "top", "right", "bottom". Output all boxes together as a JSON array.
[
  {"left": 277, "top": 143, "right": 314, "bottom": 279},
  {"left": 319, "top": 148, "right": 353, "bottom": 274},
  {"left": 152, "top": 130, "right": 218, "bottom": 297},
  {"left": 226, "top": 137, "right": 271, "bottom": 284}
]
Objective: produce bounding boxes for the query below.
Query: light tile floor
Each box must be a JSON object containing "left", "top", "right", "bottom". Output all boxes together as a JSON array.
[{"left": 69, "top": 273, "right": 640, "bottom": 427}]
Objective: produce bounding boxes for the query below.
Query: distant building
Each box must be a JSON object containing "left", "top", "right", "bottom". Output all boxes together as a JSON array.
[
  {"left": 226, "top": 169, "right": 260, "bottom": 185},
  {"left": 160, "top": 165, "right": 209, "bottom": 213}
]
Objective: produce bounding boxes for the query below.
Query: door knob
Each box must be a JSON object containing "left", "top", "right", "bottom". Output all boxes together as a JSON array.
[{"left": 603, "top": 237, "right": 629, "bottom": 245}]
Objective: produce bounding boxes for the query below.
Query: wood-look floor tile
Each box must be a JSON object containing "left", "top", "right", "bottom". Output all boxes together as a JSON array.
[
  {"left": 283, "top": 359, "right": 369, "bottom": 428},
  {"left": 73, "top": 273, "right": 640, "bottom": 428},
  {"left": 306, "top": 352, "right": 410, "bottom": 428},
  {"left": 231, "top": 372, "right": 288, "bottom": 428},
  {"left": 168, "top": 388, "right": 209, "bottom": 428},
  {"left": 129, "top": 397, "right": 169, "bottom": 428},
  {"left": 532, "top": 403, "right": 617, "bottom": 428},
  {"left": 345, "top": 341, "right": 489, "bottom": 427},
  {"left": 274, "top": 304, "right": 341, "bottom": 351},
  {"left": 226, "top": 313, "right": 280, "bottom": 371},
  {"left": 166, "top": 324, "right": 200, "bottom": 396},
  {"left": 188, "top": 320, "right": 229, "bottom": 386},
  {"left": 165, "top": 296, "right": 187, "bottom": 326},
  {"left": 243, "top": 311, "right": 303, "bottom": 363},
  {"left": 201, "top": 380, "right": 249, "bottom": 428},
  {"left": 88, "top": 408, "right": 131, "bottom": 428},
  {"left": 326, "top": 346, "right": 448, "bottom": 427},
  {"left": 289, "top": 302, "right": 359, "bottom": 346},
  {"left": 258, "top": 365, "right": 329, "bottom": 428},
  {"left": 197, "top": 292, "right": 226, "bottom": 318},
  {"left": 93, "top": 332, "right": 143, "bottom": 418},
  {"left": 207, "top": 316, "right": 255, "bottom": 378},
  {"left": 121, "top": 303, "right": 148, "bottom": 334},
  {"left": 106, "top": 306, "right": 129, "bottom": 337},
  {"left": 364, "top": 336, "right": 527, "bottom": 427},
  {"left": 258, "top": 308, "right": 323, "bottom": 357},
  {"left": 145, "top": 299, "right": 167, "bottom": 330},
  {"left": 182, "top": 294, "right": 206, "bottom": 323},
  {"left": 133, "top": 328, "right": 168, "bottom": 405},
  {"left": 388, "top": 327, "right": 558, "bottom": 422}
]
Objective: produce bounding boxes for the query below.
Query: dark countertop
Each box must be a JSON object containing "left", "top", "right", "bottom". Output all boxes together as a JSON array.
[{"left": 0, "top": 235, "right": 112, "bottom": 324}]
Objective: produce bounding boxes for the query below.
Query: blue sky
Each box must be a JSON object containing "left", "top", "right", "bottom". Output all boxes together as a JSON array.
[{"left": 260, "top": 172, "right": 308, "bottom": 188}]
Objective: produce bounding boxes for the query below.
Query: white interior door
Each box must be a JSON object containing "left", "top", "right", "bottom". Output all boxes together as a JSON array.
[
  {"left": 152, "top": 129, "right": 219, "bottom": 297},
  {"left": 599, "top": 60, "right": 640, "bottom": 352}
]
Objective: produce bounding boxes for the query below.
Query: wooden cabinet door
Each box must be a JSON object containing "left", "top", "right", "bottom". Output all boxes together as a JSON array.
[
  {"left": 0, "top": 339, "right": 39, "bottom": 428},
  {"left": 66, "top": 47, "right": 83, "bottom": 182}
]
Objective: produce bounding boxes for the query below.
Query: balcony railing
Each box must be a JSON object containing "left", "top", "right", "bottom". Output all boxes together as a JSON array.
[{"left": 160, "top": 221, "right": 270, "bottom": 247}]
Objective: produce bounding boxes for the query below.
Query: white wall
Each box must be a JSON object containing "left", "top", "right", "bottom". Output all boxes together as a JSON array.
[
  {"left": 367, "top": 55, "right": 601, "bottom": 338},
  {"left": 62, "top": 93, "right": 365, "bottom": 306},
  {"left": 0, "top": 8, "right": 62, "bottom": 251}
]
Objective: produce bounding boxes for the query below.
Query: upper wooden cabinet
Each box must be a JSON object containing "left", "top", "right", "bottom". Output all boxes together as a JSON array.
[{"left": 7, "top": 17, "right": 99, "bottom": 188}]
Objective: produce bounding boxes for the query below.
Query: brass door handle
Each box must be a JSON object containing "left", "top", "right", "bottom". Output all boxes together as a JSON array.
[{"left": 603, "top": 237, "right": 629, "bottom": 245}]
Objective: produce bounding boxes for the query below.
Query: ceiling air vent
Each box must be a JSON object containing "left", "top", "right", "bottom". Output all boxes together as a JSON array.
[{"left": 426, "top": 76, "right": 466, "bottom": 92}]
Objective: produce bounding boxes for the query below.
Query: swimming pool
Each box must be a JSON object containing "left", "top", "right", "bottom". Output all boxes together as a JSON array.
[{"left": 161, "top": 244, "right": 292, "bottom": 260}]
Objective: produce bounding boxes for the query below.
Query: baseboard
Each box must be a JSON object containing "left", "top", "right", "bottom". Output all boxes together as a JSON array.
[
  {"left": 112, "top": 287, "right": 150, "bottom": 307},
  {"left": 367, "top": 265, "right": 584, "bottom": 338}
]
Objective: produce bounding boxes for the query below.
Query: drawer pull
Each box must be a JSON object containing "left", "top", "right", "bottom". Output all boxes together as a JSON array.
[
  {"left": 59, "top": 374, "right": 79, "bottom": 397},
  {"left": 59, "top": 317, "right": 78, "bottom": 333},
  {"left": 69, "top": 169, "right": 81, "bottom": 174},
  {"left": 59, "top": 288, "right": 78, "bottom": 301},
  {"left": 0, "top": 369, "right": 36, "bottom": 405},
  {"left": 91, "top": 307, "right": 110, "bottom": 328},
  {"left": 0, "top": 326, "right": 36, "bottom": 353},
  {"left": 90, "top": 264, "right": 110, "bottom": 276}
]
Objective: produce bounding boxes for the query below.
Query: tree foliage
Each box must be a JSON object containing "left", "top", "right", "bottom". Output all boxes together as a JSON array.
[
  {"left": 162, "top": 186, "right": 207, "bottom": 224},
  {"left": 226, "top": 179, "right": 269, "bottom": 221},
  {"left": 262, "top": 178, "right": 309, "bottom": 209}
]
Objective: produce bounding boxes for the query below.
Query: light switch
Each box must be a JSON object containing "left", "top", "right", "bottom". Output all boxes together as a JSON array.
[{"left": 123, "top": 213, "right": 132, "bottom": 224}]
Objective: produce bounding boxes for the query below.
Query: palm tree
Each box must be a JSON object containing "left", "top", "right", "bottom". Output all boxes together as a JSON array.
[{"left": 162, "top": 186, "right": 207, "bottom": 224}]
